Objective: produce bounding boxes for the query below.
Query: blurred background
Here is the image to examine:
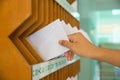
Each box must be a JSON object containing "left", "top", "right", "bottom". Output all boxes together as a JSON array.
[
  {"left": 56, "top": 0, "right": 120, "bottom": 79},
  {"left": 77, "top": 0, "right": 120, "bottom": 80}
]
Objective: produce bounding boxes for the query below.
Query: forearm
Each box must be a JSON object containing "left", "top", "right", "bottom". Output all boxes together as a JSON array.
[
  {"left": 59, "top": 33, "right": 120, "bottom": 67},
  {"left": 92, "top": 47, "right": 120, "bottom": 67}
]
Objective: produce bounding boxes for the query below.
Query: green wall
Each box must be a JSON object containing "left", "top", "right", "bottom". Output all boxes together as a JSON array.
[{"left": 78, "top": 0, "right": 98, "bottom": 80}]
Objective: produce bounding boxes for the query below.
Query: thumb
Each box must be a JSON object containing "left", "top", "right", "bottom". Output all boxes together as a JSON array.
[{"left": 59, "top": 40, "right": 73, "bottom": 49}]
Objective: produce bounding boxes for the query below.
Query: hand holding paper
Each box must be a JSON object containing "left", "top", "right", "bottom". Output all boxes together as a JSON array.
[{"left": 26, "top": 19, "right": 91, "bottom": 61}]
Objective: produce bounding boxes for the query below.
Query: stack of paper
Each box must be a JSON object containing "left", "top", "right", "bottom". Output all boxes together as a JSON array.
[{"left": 26, "top": 19, "right": 91, "bottom": 61}]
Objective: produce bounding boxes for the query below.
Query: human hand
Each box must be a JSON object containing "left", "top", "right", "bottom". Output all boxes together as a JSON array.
[
  {"left": 59, "top": 32, "right": 96, "bottom": 59},
  {"left": 60, "top": 32, "right": 120, "bottom": 67},
  {"left": 64, "top": 50, "right": 74, "bottom": 61}
]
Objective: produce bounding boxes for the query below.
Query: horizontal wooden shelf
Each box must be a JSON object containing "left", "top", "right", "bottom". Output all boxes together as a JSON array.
[{"left": 32, "top": 55, "right": 80, "bottom": 80}]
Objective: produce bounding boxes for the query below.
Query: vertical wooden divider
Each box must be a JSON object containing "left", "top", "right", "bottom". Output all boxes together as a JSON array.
[
  {"left": 49, "top": 0, "right": 54, "bottom": 23},
  {"left": 33, "top": 0, "right": 49, "bottom": 32},
  {"left": 57, "top": 3, "right": 61, "bottom": 20},
  {"left": 69, "top": 63, "right": 72, "bottom": 77},
  {"left": 53, "top": 1, "right": 57, "bottom": 20}
]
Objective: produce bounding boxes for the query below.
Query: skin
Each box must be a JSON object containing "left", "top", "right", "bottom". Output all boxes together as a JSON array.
[{"left": 59, "top": 32, "right": 120, "bottom": 67}]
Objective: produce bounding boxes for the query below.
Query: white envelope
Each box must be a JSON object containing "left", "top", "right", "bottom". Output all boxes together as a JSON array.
[
  {"left": 26, "top": 19, "right": 69, "bottom": 61},
  {"left": 61, "top": 21, "right": 78, "bottom": 35},
  {"left": 26, "top": 18, "right": 91, "bottom": 61},
  {"left": 61, "top": 20, "right": 70, "bottom": 35},
  {"left": 72, "top": 26, "right": 79, "bottom": 33}
]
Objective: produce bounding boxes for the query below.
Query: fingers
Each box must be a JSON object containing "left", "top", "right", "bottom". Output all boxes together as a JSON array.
[
  {"left": 59, "top": 40, "right": 73, "bottom": 49},
  {"left": 64, "top": 50, "right": 74, "bottom": 61},
  {"left": 67, "top": 32, "right": 81, "bottom": 42}
]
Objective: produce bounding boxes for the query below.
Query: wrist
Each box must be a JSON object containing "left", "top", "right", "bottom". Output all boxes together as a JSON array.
[
  {"left": 91, "top": 46, "right": 103, "bottom": 61},
  {"left": 89, "top": 46, "right": 100, "bottom": 59}
]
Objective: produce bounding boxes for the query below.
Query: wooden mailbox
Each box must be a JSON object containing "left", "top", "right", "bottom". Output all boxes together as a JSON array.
[{"left": 0, "top": 0, "right": 80, "bottom": 80}]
